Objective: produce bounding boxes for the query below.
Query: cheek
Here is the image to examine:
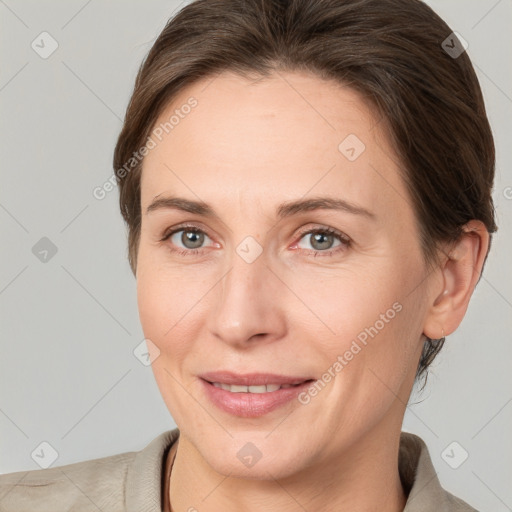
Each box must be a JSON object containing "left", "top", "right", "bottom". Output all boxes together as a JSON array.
[
  {"left": 302, "top": 261, "right": 423, "bottom": 390},
  {"left": 296, "top": 265, "right": 401, "bottom": 346},
  {"left": 136, "top": 263, "right": 206, "bottom": 424},
  {"left": 136, "top": 258, "right": 186, "bottom": 357},
  {"left": 137, "top": 273, "right": 171, "bottom": 342},
  {"left": 136, "top": 255, "right": 216, "bottom": 369}
]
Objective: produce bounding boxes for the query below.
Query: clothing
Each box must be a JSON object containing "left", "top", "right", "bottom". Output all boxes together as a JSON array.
[{"left": 0, "top": 429, "right": 478, "bottom": 511}]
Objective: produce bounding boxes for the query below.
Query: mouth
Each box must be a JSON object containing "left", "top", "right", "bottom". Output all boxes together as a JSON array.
[
  {"left": 209, "top": 382, "right": 306, "bottom": 393},
  {"left": 199, "top": 371, "right": 316, "bottom": 417}
]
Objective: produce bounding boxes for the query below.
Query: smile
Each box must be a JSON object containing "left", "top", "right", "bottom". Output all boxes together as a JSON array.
[
  {"left": 210, "top": 382, "right": 303, "bottom": 393},
  {"left": 199, "top": 372, "right": 315, "bottom": 417}
]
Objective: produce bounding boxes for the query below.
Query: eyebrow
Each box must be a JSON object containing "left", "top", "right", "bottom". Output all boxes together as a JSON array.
[{"left": 145, "top": 195, "right": 376, "bottom": 220}]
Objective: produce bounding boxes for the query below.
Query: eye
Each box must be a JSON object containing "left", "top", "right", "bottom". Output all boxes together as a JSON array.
[
  {"left": 160, "top": 224, "right": 216, "bottom": 256},
  {"left": 160, "top": 223, "right": 351, "bottom": 258},
  {"left": 293, "top": 226, "right": 351, "bottom": 257}
]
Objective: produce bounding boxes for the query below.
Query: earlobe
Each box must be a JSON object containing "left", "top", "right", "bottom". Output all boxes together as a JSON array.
[{"left": 423, "top": 220, "right": 489, "bottom": 339}]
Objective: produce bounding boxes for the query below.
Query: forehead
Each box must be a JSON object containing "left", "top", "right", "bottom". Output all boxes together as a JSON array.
[{"left": 140, "top": 70, "right": 410, "bottom": 225}]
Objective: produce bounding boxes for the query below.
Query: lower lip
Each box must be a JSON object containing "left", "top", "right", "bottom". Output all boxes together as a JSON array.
[{"left": 200, "top": 379, "right": 313, "bottom": 417}]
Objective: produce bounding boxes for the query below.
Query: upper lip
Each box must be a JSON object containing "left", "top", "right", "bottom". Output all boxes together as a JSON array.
[{"left": 200, "top": 371, "right": 314, "bottom": 386}]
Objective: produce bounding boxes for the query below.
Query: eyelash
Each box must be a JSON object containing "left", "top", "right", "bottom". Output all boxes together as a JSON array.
[{"left": 159, "top": 223, "right": 351, "bottom": 258}]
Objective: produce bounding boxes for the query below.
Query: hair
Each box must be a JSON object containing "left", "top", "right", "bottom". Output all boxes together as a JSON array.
[{"left": 113, "top": 0, "right": 497, "bottom": 386}]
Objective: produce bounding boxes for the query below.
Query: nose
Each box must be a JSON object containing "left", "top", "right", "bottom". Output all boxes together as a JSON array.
[{"left": 207, "top": 245, "right": 287, "bottom": 349}]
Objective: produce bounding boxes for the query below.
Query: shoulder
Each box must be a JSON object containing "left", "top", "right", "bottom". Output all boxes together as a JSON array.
[
  {"left": 400, "top": 431, "right": 479, "bottom": 512},
  {"left": 0, "top": 450, "right": 135, "bottom": 512},
  {"left": 443, "top": 490, "right": 480, "bottom": 511},
  {"left": 0, "top": 429, "right": 179, "bottom": 512}
]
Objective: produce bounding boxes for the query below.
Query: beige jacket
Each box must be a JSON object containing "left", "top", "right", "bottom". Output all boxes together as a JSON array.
[{"left": 0, "top": 429, "right": 478, "bottom": 511}]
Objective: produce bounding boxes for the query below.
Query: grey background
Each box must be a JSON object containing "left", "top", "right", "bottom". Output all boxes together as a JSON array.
[{"left": 0, "top": 0, "right": 510, "bottom": 510}]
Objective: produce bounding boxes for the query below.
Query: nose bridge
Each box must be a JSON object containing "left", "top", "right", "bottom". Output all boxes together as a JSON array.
[{"left": 207, "top": 240, "right": 283, "bottom": 346}]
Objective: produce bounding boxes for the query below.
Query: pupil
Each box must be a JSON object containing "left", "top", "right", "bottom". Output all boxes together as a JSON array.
[
  {"left": 312, "top": 233, "right": 332, "bottom": 250},
  {"left": 184, "top": 231, "right": 203, "bottom": 249}
]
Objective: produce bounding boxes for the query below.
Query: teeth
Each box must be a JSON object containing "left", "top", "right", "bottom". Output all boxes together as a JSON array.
[{"left": 211, "top": 382, "right": 299, "bottom": 393}]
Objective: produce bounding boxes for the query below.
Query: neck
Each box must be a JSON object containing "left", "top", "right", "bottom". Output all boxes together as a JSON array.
[{"left": 169, "top": 421, "right": 407, "bottom": 512}]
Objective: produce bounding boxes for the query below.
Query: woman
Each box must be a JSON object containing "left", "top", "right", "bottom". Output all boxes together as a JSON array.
[{"left": 0, "top": 0, "right": 497, "bottom": 510}]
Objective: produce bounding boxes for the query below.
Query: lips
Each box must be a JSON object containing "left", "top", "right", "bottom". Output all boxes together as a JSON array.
[{"left": 199, "top": 371, "right": 315, "bottom": 417}]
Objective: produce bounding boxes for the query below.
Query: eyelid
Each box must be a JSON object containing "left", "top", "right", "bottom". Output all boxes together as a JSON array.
[
  {"left": 294, "top": 224, "right": 351, "bottom": 243},
  {"left": 161, "top": 222, "right": 214, "bottom": 241}
]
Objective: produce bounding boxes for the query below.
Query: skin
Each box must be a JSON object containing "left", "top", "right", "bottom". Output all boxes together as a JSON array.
[{"left": 136, "top": 70, "right": 489, "bottom": 512}]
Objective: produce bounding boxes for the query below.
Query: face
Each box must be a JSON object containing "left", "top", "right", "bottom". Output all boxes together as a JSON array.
[{"left": 137, "top": 70, "right": 433, "bottom": 479}]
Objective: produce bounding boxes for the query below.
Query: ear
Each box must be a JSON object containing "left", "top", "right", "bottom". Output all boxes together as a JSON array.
[{"left": 423, "top": 220, "right": 490, "bottom": 339}]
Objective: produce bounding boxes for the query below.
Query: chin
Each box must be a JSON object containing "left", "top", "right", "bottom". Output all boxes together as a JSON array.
[
  {"left": 189, "top": 427, "right": 311, "bottom": 480},
  {"left": 210, "top": 448, "right": 306, "bottom": 481}
]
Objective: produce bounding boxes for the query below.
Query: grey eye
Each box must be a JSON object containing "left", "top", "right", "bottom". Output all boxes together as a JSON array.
[
  {"left": 298, "top": 231, "right": 342, "bottom": 251},
  {"left": 171, "top": 230, "right": 208, "bottom": 249}
]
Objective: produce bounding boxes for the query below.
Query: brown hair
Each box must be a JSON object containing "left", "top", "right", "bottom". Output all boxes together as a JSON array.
[{"left": 113, "top": 0, "right": 497, "bottom": 384}]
